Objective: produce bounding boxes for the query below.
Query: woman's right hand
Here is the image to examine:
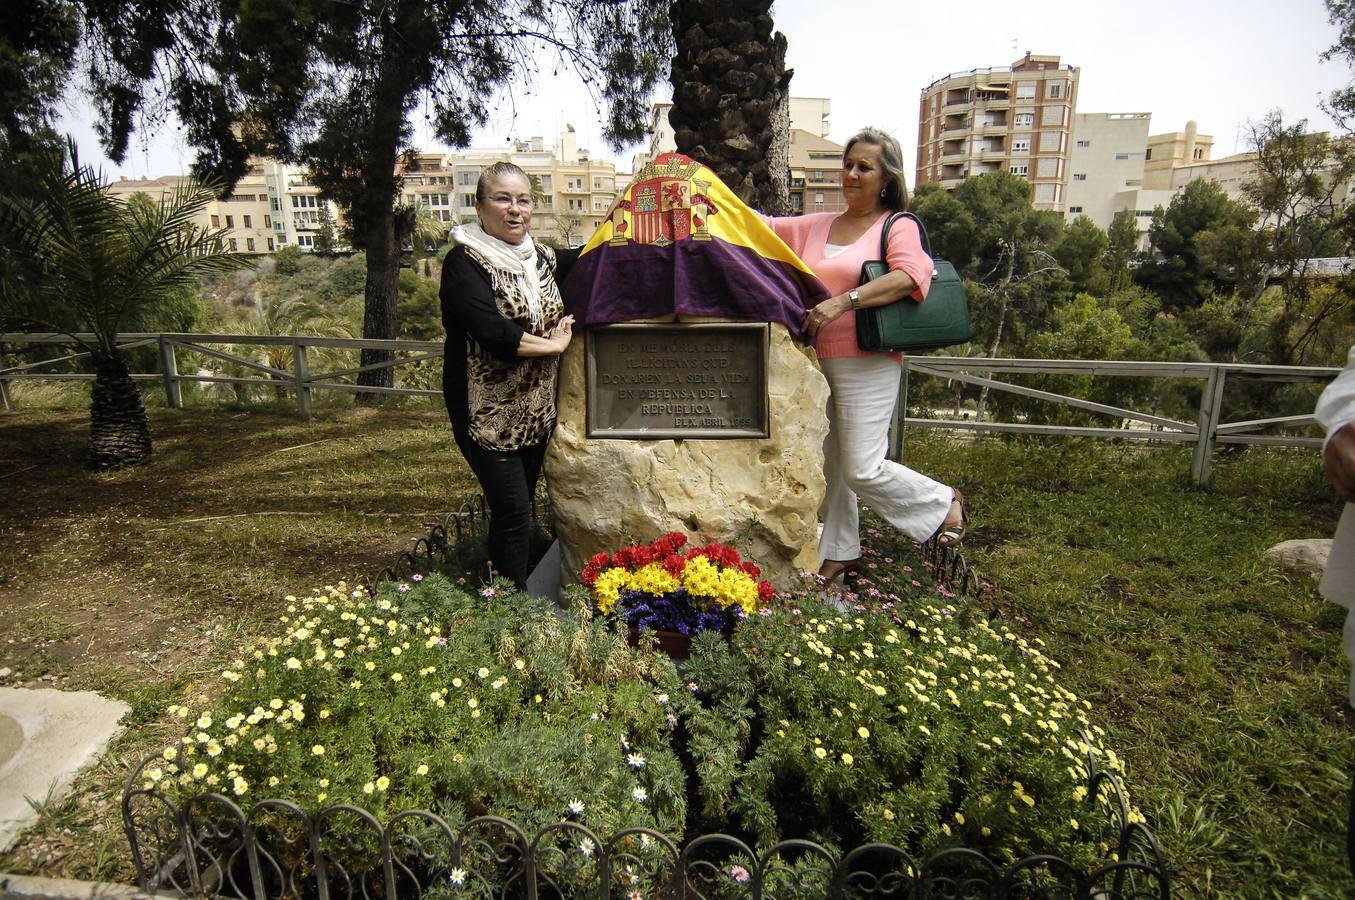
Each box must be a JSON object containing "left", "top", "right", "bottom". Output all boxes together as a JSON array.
[{"left": 550, "top": 315, "right": 575, "bottom": 352}]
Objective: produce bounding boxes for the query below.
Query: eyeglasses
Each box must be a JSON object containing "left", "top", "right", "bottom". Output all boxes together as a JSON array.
[{"left": 488, "top": 194, "right": 534, "bottom": 210}]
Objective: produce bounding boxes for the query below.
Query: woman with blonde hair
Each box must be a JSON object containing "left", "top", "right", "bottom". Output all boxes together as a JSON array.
[{"left": 766, "top": 127, "right": 967, "bottom": 582}]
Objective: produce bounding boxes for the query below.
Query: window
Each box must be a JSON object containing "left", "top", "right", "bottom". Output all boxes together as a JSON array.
[
  {"left": 264, "top": 214, "right": 272, "bottom": 228},
  {"left": 1047, "top": 81, "right": 1064, "bottom": 99},
  {"left": 210, "top": 214, "right": 220, "bottom": 227},
  {"left": 1036, "top": 157, "right": 1060, "bottom": 177},
  {"left": 1039, "top": 131, "right": 1062, "bottom": 152},
  {"left": 1016, "top": 82, "right": 1036, "bottom": 100},
  {"left": 1009, "top": 164, "right": 1028, "bottom": 177},
  {"left": 1015, "top": 113, "right": 1034, "bottom": 127},
  {"left": 1136, "top": 210, "right": 1154, "bottom": 217},
  {"left": 276, "top": 234, "right": 287, "bottom": 245},
  {"left": 271, "top": 198, "right": 280, "bottom": 211},
  {"left": 228, "top": 238, "right": 237, "bottom": 251},
  {"left": 1073, "top": 173, "right": 1087, "bottom": 181},
  {"left": 1068, "top": 206, "right": 1083, "bottom": 213},
  {"left": 814, "top": 192, "right": 824, "bottom": 205},
  {"left": 459, "top": 171, "right": 477, "bottom": 185},
  {"left": 1145, "top": 148, "right": 1152, "bottom": 161},
  {"left": 460, "top": 193, "right": 475, "bottom": 207},
  {"left": 246, "top": 238, "right": 255, "bottom": 251},
  {"left": 243, "top": 214, "right": 252, "bottom": 228},
  {"left": 1034, "top": 183, "right": 1058, "bottom": 203},
  {"left": 1115, "top": 153, "right": 1130, "bottom": 160},
  {"left": 1011, "top": 140, "right": 1030, "bottom": 152},
  {"left": 225, "top": 215, "right": 234, "bottom": 228},
  {"left": 267, "top": 237, "right": 275, "bottom": 251},
  {"left": 297, "top": 234, "right": 314, "bottom": 248},
  {"left": 1194, "top": 148, "right": 1204, "bottom": 159},
  {"left": 1125, "top": 179, "right": 1142, "bottom": 186},
  {"left": 1076, "top": 139, "right": 1090, "bottom": 147}
]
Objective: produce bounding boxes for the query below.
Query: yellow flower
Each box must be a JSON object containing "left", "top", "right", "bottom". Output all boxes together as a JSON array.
[
  {"left": 363, "top": 782, "right": 375, "bottom": 794},
  {"left": 312, "top": 745, "right": 325, "bottom": 756},
  {"left": 814, "top": 747, "right": 827, "bottom": 759},
  {"left": 416, "top": 764, "right": 429, "bottom": 776},
  {"left": 857, "top": 727, "right": 870, "bottom": 739},
  {"left": 841, "top": 753, "right": 854, "bottom": 765},
  {"left": 375, "top": 776, "right": 390, "bottom": 791},
  {"left": 192, "top": 763, "right": 208, "bottom": 778},
  {"left": 882, "top": 808, "right": 895, "bottom": 821}
]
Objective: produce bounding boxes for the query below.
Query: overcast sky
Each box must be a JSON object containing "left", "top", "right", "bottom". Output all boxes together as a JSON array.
[{"left": 59, "top": 0, "right": 1348, "bottom": 182}]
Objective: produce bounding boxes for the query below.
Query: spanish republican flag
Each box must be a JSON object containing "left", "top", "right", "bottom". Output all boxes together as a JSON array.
[{"left": 561, "top": 153, "right": 829, "bottom": 335}]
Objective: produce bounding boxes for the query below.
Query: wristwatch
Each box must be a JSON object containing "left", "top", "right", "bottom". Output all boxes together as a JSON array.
[{"left": 848, "top": 289, "right": 861, "bottom": 309}]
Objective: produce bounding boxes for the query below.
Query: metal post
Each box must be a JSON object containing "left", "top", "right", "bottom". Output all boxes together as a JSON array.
[
  {"left": 889, "top": 363, "right": 909, "bottom": 462},
  {"left": 1190, "top": 367, "right": 1227, "bottom": 487},
  {"left": 294, "top": 341, "right": 312, "bottom": 420},
  {"left": 0, "top": 377, "right": 11, "bottom": 411},
  {"left": 158, "top": 335, "right": 182, "bottom": 409}
]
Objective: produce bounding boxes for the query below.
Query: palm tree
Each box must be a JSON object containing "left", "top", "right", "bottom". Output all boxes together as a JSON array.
[
  {"left": 216, "top": 294, "right": 358, "bottom": 402},
  {"left": 669, "top": 0, "right": 791, "bottom": 213},
  {"left": 0, "top": 142, "right": 247, "bottom": 469}
]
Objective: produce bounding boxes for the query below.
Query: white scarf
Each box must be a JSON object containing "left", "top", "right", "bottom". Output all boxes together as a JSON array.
[{"left": 450, "top": 221, "right": 544, "bottom": 331}]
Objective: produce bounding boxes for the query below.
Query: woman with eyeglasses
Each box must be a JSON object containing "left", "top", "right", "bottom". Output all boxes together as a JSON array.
[{"left": 440, "top": 161, "right": 579, "bottom": 589}]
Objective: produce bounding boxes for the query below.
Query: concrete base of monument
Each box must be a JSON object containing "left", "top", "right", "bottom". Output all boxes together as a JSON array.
[{"left": 525, "top": 539, "right": 562, "bottom": 603}]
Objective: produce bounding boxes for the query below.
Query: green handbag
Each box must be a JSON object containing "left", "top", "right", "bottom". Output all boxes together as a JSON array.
[{"left": 854, "top": 211, "right": 972, "bottom": 353}]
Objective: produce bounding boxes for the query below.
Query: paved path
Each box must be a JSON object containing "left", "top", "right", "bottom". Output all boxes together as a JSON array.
[{"left": 0, "top": 688, "right": 128, "bottom": 853}]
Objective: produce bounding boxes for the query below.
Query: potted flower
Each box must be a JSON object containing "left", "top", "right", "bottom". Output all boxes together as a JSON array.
[{"left": 581, "top": 532, "right": 775, "bottom": 657}]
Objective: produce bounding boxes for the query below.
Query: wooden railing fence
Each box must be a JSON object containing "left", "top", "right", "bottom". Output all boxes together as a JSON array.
[{"left": 1, "top": 333, "right": 1339, "bottom": 486}]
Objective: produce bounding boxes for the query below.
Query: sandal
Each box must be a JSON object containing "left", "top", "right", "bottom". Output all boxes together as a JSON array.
[
  {"left": 936, "top": 490, "right": 968, "bottom": 547},
  {"left": 818, "top": 558, "right": 861, "bottom": 584}
]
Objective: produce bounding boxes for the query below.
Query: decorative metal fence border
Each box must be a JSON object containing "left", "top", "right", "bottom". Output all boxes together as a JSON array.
[{"left": 122, "top": 746, "right": 1169, "bottom": 900}]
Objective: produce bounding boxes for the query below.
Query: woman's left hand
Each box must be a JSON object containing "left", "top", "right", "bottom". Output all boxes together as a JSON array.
[{"left": 803, "top": 296, "right": 850, "bottom": 338}]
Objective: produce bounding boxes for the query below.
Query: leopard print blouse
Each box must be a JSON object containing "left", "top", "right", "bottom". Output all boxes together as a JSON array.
[{"left": 462, "top": 245, "right": 564, "bottom": 451}]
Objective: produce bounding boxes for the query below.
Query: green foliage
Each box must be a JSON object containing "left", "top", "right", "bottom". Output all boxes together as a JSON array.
[
  {"left": 148, "top": 576, "right": 687, "bottom": 846},
  {"left": 676, "top": 598, "right": 1127, "bottom": 871},
  {"left": 1104, "top": 209, "right": 1140, "bottom": 293},
  {"left": 1053, "top": 216, "right": 1109, "bottom": 295},
  {"left": 1135, "top": 179, "right": 1257, "bottom": 312},
  {"left": 0, "top": 0, "right": 79, "bottom": 159},
  {"left": 146, "top": 564, "right": 1133, "bottom": 884},
  {"left": 396, "top": 268, "right": 443, "bottom": 341}
]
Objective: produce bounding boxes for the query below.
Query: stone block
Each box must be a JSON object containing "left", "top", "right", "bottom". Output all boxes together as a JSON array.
[{"left": 546, "top": 317, "right": 828, "bottom": 590}]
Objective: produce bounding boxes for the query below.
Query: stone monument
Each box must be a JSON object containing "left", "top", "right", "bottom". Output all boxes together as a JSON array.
[{"left": 549, "top": 153, "right": 831, "bottom": 589}]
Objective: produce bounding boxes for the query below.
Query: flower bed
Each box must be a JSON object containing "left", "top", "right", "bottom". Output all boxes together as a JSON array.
[
  {"left": 582, "top": 533, "right": 774, "bottom": 637},
  {"left": 124, "top": 561, "right": 1163, "bottom": 896}
]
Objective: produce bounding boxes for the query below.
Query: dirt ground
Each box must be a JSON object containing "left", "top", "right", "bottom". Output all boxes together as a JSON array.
[{"left": 0, "top": 403, "right": 479, "bottom": 880}]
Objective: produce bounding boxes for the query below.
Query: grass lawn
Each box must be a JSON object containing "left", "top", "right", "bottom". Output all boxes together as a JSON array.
[{"left": 0, "top": 402, "right": 1351, "bottom": 897}]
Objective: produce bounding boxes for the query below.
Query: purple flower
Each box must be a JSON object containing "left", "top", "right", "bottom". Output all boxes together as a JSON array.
[
  {"left": 480, "top": 587, "right": 497, "bottom": 598},
  {"left": 397, "top": 583, "right": 411, "bottom": 593},
  {"left": 411, "top": 574, "right": 424, "bottom": 582},
  {"left": 729, "top": 865, "right": 750, "bottom": 883}
]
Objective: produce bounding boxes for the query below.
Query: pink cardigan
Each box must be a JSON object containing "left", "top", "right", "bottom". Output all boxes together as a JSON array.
[{"left": 766, "top": 212, "right": 933, "bottom": 358}]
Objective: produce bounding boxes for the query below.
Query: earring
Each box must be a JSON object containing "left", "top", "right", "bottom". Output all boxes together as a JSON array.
[{"left": 880, "top": 188, "right": 886, "bottom": 198}]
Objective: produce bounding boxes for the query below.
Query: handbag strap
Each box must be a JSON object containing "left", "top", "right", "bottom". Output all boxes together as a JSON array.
[{"left": 877, "top": 211, "right": 933, "bottom": 261}]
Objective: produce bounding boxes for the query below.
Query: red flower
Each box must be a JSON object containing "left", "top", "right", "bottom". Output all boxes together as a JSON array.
[
  {"left": 663, "top": 553, "right": 686, "bottom": 578},
  {"left": 758, "top": 581, "right": 775, "bottom": 602},
  {"left": 581, "top": 552, "right": 612, "bottom": 587},
  {"left": 740, "top": 561, "right": 761, "bottom": 578}
]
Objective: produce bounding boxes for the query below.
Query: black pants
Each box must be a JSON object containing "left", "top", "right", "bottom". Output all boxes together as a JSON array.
[{"left": 455, "top": 434, "right": 547, "bottom": 590}]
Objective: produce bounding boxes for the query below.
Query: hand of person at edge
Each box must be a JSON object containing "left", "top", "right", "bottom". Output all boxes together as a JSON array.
[{"left": 1327, "top": 422, "right": 1355, "bottom": 504}]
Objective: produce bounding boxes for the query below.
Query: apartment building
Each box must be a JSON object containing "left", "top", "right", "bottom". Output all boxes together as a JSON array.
[
  {"left": 635, "top": 97, "right": 838, "bottom": 183},
  {"left": 916, "top": 52, "right": 1080, "bottom": 211},
  {"left": 109, "top": 129, "right": 621, "bottom": 253},
  {"left": 788, "top": 129, "right": 846, "bottom": 214},
  {"left": 1143, "top": 121, "right": 1215, "bottom": 190}
]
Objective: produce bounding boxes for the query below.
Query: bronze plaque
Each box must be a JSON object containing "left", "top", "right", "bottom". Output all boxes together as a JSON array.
[{"left": 586, "top": 323, "right": 770, "bottom": 439}]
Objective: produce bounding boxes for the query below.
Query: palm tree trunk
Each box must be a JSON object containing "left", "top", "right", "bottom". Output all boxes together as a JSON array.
[{"left": 89, "top": 349, "right": 152, "bottom": 470}]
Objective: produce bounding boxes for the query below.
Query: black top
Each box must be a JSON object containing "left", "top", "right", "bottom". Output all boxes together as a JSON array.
[{"left": 440, "top": 243, "right": 580, "bottom": 450}]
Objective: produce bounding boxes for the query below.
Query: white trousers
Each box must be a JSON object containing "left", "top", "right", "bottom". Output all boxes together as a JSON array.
[{"left": 819, "top": 355, "right": 954, "bottom": 562}]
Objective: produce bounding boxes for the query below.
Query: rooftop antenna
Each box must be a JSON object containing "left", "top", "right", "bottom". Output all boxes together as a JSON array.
[{"left": 1011, "top": 38, "right": 1019, "bottom": 57}]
